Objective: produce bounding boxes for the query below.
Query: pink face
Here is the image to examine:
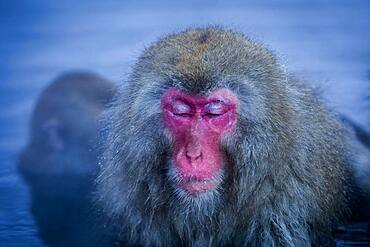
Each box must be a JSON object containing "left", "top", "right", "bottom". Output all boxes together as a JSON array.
[{"left": 161, "top": 88, "right": 238, "bottom": 195}]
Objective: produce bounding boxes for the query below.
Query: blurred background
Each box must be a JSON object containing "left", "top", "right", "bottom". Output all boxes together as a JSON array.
[{"left": 0, "top": 0, "right": 369, "bottom": 246}]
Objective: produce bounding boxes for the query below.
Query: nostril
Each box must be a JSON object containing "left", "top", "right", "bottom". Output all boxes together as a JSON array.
[{"left": 186, "top": 149, "right": 202, "bottom": 160}]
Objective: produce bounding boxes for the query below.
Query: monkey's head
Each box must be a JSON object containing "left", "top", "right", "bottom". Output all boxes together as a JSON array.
[
  {"left": 19, "top": 72, "right": 116, "bottom": 176},
  {"left": 99, "top": 26, "right": 292, "bottom": 210},
  {"left": 98, "top": 27, "right": 349, "bottom": 243}
]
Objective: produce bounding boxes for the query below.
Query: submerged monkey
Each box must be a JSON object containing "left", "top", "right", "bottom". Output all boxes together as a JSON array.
[{"left": 19, "top": 72, "right": 117, "bottom": 247}]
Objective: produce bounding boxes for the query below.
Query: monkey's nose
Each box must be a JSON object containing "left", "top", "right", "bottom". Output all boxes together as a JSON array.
[{"left": 186, "top": 146, "right": 202, "bottom": 161}]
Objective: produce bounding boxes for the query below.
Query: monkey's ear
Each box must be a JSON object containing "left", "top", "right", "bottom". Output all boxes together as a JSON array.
[{"left": 42, "top": 118, "right": 65, "bottom": 151}]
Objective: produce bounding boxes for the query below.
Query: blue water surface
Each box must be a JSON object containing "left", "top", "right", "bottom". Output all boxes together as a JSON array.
[{"left": 0, "top": 1, "right": 369, "bottom": 246}]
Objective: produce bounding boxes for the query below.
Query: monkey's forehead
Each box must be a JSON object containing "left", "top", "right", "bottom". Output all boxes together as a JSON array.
[{"left": 137, "top": 27, "right": 282, "bottom": 94}]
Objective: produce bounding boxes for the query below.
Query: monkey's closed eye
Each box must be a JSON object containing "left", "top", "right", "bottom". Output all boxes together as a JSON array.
[
  {"left": 173, "top": 113, "right": 193, "bottom": 117},
  {"left": 171, "top": 100, "right": 193, "bottom": 116},
  {"left": 204, "top": 101, "right": 228, "bottom": 117},
  {"left": 204, "top": 113, "right": 223, "bottom": 118}
]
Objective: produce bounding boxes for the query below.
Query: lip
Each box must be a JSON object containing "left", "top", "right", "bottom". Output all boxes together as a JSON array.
[{"left": 180, "top": 178, "right": 218, "bottom": 195}]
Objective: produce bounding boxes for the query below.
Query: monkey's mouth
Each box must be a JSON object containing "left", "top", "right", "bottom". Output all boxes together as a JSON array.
[
  {"left": 168, "top": 162, "right": 223, "bottom": 195},
  {"left": 180, "top": 176, "right": 220, "bottom": 195}
]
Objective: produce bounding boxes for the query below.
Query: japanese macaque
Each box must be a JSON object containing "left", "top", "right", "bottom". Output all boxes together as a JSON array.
[
  {"left": 96, "top": 27, "right": 355, "bottom": 246},
  {"left": 18, "top": 72, "right": 116, "bottom": 247},
  {"left": 19, "top": 72, "right": 116, "bottom": 175}
]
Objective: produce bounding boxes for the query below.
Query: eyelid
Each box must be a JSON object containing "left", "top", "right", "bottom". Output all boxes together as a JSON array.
[
  {"left": 204, "top": 101, "right": 227, "bottom": 115},
  {"left": 171, "top": 100, "right": 192, "bottom": 114}
]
